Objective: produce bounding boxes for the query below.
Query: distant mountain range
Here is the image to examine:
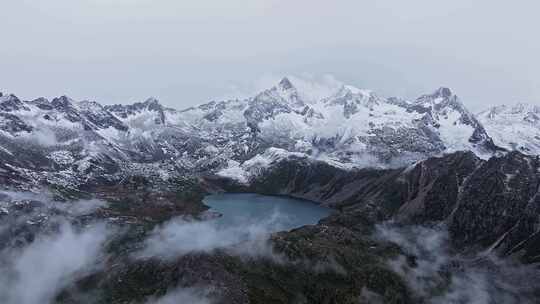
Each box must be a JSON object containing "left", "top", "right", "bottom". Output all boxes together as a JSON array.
[{"left": 0, "top": 76, "right": 538, "bottom": 191}]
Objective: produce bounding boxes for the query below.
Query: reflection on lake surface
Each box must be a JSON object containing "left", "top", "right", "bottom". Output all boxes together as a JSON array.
[{"left": 203, "top": 193, "right": 332, "bottom": 232}]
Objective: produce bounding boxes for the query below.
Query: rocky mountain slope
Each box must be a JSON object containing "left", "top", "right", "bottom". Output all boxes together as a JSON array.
[
  {"left": 1, "top": 76, "right": 533, "bottom": 193},
  {"left": 212, "top": 150, "right": 540, "bottom": 262},
  {"left": 1, "top": 78, "right": 540, "bottom": 303}
]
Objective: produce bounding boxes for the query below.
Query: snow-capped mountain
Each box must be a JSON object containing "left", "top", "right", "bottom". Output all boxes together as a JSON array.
[
  {"left": 0, "top": 77, "right": 536, "bottom": 191},
  {"left": 478, "top": 103, "right": 540, "bottom": 155},
  {"left": 179, "top": 77, "right": 498, "bottom": 167}
]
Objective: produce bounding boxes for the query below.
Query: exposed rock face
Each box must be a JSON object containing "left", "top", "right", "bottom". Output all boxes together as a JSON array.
[
  {"left": 84, "top": 225, "right": 411, "bottom": 304},
  {"left": 212, "top": 150, "right": 540, "bottom": 263},
  {"left": 1, "top": 77, "right": 540, "bottom": 303},
  {"left": 0, "top": 174, "right": 416, "bottom": 304},
  {"left": 324, "top": 86, "right": 380, "bottom": 118},
  {"left": 78, "top": 101, "right": 128, "bottom": 131},
  {"left": 5, "top": 148, "right": 540, "bottom": 303},
  {"left": 0, "top": 112, "right": 33, "bottom": 133},
  {"left": 449, "top": 152, "right": 540, "bottom": 258}
]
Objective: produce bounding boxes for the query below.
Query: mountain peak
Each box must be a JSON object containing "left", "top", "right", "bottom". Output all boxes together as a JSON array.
[
  {"left": 415, "top": 87, "right": 462, "bottom": 108},
  {"left": 4, "top": 93, "right": 20, "bottom": 100},
  {"left": 252, "top": 76, "right": 304, "bottom": 108},
  {"left": 142, "top": 98, "right": 166, "bottom": 115},
  {"left": 433, "top": 87, "right": 454, "bottom": 98},
  {"left": 278, "top": 77, "right": 294, "bottom": 91},
  {"left": 274, "top": 75, "right": 348, "bottom": 105},
  {"left": 0, "top": 93, "right": 26, "bottom": 112},
  {"left": 143, "top": 97, "right": 160, "bottom": 106},
  {"left": 78, "top": 99, "right": 104, "bottom": 111},
  {"left": 51, "top": 95, "right": 75, "bottom": 108}
]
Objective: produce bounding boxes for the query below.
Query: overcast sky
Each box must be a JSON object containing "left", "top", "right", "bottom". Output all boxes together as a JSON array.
[{"left": 1, "top": 0, "right": 539, "bottom": 111}]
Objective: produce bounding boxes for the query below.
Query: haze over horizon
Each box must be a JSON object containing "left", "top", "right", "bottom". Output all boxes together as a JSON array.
[{"left": 1, "top": 0, "right": 539, "bottom": 111}]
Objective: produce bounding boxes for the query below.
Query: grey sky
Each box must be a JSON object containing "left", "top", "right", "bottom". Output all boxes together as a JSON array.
[{"left": 1, "top": 0, "right": 539, "bottom": 111}]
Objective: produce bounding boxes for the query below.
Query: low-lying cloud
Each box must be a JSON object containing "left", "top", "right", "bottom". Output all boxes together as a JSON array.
[
  {"left": 375, "top": 223, "right": 540, "bottom": 304},
  {"left": 0, "top": 190, "right": 112, "bottom": 304},
  {"left": 0, "top": 222, "right": 109, "bottom": 304},
  {"left": 19, "top": 128, "right": 60, "bottom": 147},
  {"left": 139, "top": 210, "right": 290, "bottom": 260},
  {"left": 145, "top": 287, "right": 214, "bottom": 304},
  {"left": 0, "top": 190, "right": 107, "bottom": 216}
]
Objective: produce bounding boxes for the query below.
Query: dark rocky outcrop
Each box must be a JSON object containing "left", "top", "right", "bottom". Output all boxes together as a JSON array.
[
  {"left": 3, "top": 150, "right": 540, "bottom": 303},
  {"left": 210, "top": 151, "right": 540, "bottom": 262}
]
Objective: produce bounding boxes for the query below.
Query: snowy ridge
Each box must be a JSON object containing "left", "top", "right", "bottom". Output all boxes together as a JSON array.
[
  {"left": 478, "top": 103, "right": 540, "bottom": 155},
  {"left": 178, "top": 78, "right": 498, "bottom": 167},
  {"left": 216, "top": 147, "right": 358, "bottom": 184},
  {"left": 217, "top": 148, "right": 306, "bottom": 184},
  {"left": 0, "top": 76, "right": 537, "bottom": 189}
]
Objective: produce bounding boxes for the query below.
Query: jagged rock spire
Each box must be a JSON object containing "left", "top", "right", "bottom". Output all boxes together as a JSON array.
[{"left": 278, "top": 77, "right": 294, "bottom": 90}]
